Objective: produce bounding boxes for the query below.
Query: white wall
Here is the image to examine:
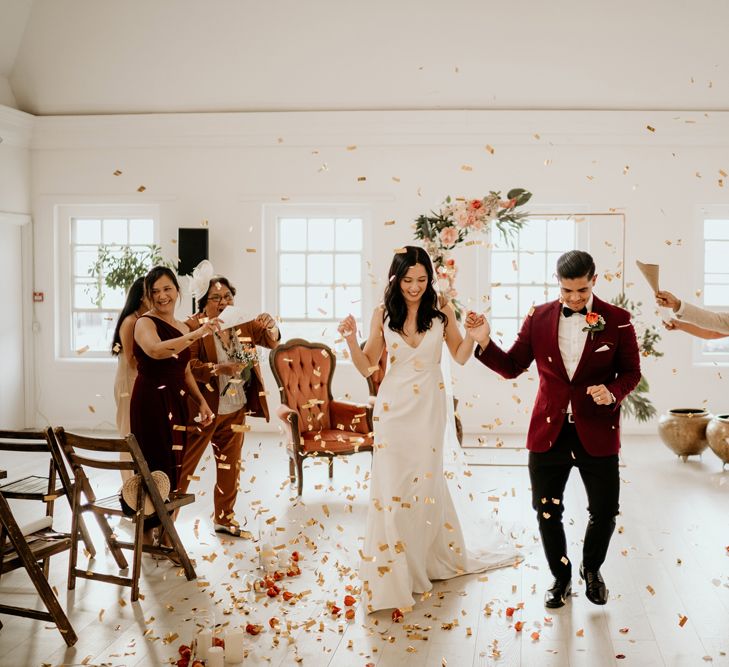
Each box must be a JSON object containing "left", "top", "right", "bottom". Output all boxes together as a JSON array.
[
  {"left": 29, "top": 110, "right": 729, "bottom": 435},
  {"left": 0, "top": 104, "right": 33, "bottom": 428}
]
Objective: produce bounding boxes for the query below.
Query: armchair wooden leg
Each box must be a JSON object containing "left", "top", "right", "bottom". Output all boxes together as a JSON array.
[
  {"left": 328, "top": 457, "right": 334, "bottom": 479},
  {"left": 296, "top": 455, "right": 304, "bottom": 497},
  {"left": 288, "top": 458, "right": 296, "bottom": 484}
]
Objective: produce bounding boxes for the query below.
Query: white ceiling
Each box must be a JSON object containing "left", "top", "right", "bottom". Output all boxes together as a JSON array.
[{"left": 1, "top": 0, "right": 728, "bottom": 116}]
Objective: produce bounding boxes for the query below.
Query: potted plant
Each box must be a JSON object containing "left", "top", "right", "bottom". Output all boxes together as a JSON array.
[{"left": 86, "top": 244, "right": 173, "bottom": 307}]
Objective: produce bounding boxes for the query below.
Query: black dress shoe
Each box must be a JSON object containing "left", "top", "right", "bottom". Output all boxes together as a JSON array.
[
  {"left": 579, "top": 564, "right": 608, "bottom": 605},
  {"left": 544, "top": 578, "right": 572, "bottom": 608}
]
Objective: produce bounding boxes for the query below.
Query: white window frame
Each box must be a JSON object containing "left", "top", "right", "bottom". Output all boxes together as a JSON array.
[
  {"left": 693, "top": 205, "right": 729, "bottom": 365},
  {"left": 56, "top": 204, "right": 160, "bottom": 360},
  {"left": 487, "top": 213, "right": 588, "bottom": 347},
  {"left": 263, "top": 204, "right": 373, "bottom": 348}
]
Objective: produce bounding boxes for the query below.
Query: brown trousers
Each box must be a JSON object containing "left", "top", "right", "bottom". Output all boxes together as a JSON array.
[{"left": 177, "top": 408, "right": 246, "bottom": 526}]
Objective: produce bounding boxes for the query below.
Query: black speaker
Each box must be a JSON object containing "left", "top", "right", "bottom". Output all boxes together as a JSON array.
[{"left": 177, "top": 228, "right": 209, "bottom": 276}]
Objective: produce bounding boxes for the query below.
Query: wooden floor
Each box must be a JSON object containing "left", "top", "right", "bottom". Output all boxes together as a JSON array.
[{"left": 1, "top": 432, "right": 728, "bottom": 667}]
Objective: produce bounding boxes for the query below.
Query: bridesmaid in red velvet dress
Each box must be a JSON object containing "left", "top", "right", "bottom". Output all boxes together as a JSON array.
[{"left": 128, "top": 267, "right": 216, "bottom": 545}]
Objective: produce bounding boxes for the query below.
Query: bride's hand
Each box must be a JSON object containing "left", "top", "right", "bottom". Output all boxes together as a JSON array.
[
  {"left": 464, "top": 310, "right": 491, "bottom": 345},
  {"left": 337, "top": 314, "right": 358, "bottom": 341}
]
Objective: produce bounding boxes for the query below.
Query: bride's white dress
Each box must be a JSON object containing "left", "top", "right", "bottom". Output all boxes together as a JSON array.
[{"left": 361, "top": 318, "right": 519, "bottom": 612}]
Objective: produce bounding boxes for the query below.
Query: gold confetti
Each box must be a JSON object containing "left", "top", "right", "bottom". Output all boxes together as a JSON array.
[
  {"left": 646, "top": 125, "right": 656, "bottom": 133},
  {"left": 646, "top": 585, "right": 656, "bottom": 595},
  {"left": 384, "top": 220, "right": 396, "bottom": 226},
  {"left": 137, "top": 185, "right": 146, "bottom": 192},
  {"left": 346, "top": 145, "right": 357, "bottom": 151},
  {"left": 113, "top": 169, "right": 122, "bottom": 176},
  {"left": 678, "top": 614, "right": 688, "bottom": 627},
  {"left": 460, "top": 164, "right": 473, "bottom": 172},
  {"left": 88, "top": 405, "right": 95, "bottom": 413},
  {"left": 357, "top": 176, "right": 367, "bottom": 182},
  {"left": 245, "top": 248, "right": 256, "bottom": 253},
  {"left": 75, "top": 345, "right": 90, "bottom": 355},
  {"left": 485, "top": 145, "right": 495, "bottom": 154}
]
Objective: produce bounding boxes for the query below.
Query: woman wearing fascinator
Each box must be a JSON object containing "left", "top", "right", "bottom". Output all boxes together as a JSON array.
[{"left": 176, "top": 260, "right": 281, "bottom": 538}]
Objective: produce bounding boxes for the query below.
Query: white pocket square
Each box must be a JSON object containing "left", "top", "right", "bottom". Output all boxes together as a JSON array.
[{"left": 595, "top": 344, "right": 610, "bottom": 352}]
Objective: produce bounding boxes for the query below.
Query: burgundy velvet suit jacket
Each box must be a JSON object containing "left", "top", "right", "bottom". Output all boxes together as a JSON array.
[{"left": 475, "top": 295, "right": 641, "bottom": 456}]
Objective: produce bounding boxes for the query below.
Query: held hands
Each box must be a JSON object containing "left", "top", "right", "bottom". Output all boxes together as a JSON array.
[
  {"left": 195, "top": 401, "right": 215, "bottom": 427},
  {"left": 337, "top": 314, "right": 358, "bottom": 342},
  {"left": 463, "top": 310, "right": 490, "bottom": 346},
  {"left": 656, "top": 290, "right": 681, "bottom": 312},
  {"left": 587, "top": 384, "right": 615, "bottom": 406}
]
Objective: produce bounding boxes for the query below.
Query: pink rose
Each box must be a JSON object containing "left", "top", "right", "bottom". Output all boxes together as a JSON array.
[
  {"left": 469, "top": 199, "right": 483, "bottom": 210},
  {"left": 439, "top": 227, "right": 458, "bottom": 246}
]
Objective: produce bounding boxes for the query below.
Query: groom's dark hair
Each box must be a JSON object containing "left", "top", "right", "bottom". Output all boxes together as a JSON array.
[{"left": 556, "top": 250, "right": 595, "bottom": 281}]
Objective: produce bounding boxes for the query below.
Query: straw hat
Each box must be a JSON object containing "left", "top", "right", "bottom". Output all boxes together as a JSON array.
[{"left": 121, "top": 471, "right": 171, "bottom": 516}]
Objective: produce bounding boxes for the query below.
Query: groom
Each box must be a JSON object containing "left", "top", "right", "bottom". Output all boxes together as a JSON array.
[{"left": 466, "top": 250, "right": 640, "bottom": 608}]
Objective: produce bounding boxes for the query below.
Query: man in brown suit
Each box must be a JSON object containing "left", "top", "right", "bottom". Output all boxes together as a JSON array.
[{"left": 178, "top": 276, "right": 280, "bottom": 538}]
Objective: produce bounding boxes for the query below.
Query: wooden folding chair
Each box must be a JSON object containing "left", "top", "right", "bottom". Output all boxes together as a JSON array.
[
  {"left": 53, "top": 428, "right": 197, "bottom": 602},
  {"left": 0, "top": 490, "right": 77, "bottom": 646},
  {"left": 0, "top": 429, "right": 95, "bottom": 577}
]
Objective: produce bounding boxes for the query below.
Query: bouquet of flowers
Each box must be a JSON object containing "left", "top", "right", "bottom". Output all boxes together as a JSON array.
[
  {"left": 414, "top": 188, "right": 532, "bottom": 319},
  {"left": 221, "top": 343, "right": 259, "bottom": 397}
]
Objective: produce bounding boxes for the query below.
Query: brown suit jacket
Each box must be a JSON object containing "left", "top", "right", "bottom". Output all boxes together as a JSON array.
[{"left": 185, "top": 314, "right": 280, "bottom": 421}]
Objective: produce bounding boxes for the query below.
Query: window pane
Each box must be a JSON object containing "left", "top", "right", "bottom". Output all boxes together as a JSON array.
[
  {"left": 129, "top": 219, "right": 154, "bottom": 244},
  {"left": 103, "top": 219, "right": 128, "bottom": 244},
  {"left": 280, "top": 253, "right": 305, "bottom": 284},
  {"left": 307, "top": 287, "right": 332, "bottom": 318},
  {"left": 74, "top": 219, "right": 101, "bottom": 244},
  {"left": 335, "top": 285, "right": 362, "bottom": 319},
  {"left": 491, "top": 252, "right": 518, "bottom": 283},
  {"left": 72, "top": 311, "right": 115, "bottom": 352},
  {"left": 279, "top": 218, "right": 307, "bottom": 251},
  {"left": 703, "top": 285, "right": 729, "bottom": 306},
  {"left": 490, "top": 286, "right": 518, "bottom": 317},
  {"left": 520, "top": 285, "right": 550, "bottom": 309},
  {"left": 280, "top": 286, "right": 306, "bottom": 318},
  {"left": 547, "top": 219, "right": 575, "bottom": 251},
  {"left": 546, "top": 252, "right": 562, "bottom": 280},
  {"left": 705, "top": 241, "right": 729, "bottom": 274},
  {"left": 704, "top": 219, "right": 729, "bottom": 240},
  {"left": 519, "top": 220, "right": 546, "bottom": 251},
  {"left": 74, "top": 281, "right": 98, "bottom": 309},
  {"left": 307, "top": 219, "right": 334, "bottom": 250},
  {"left": 102, "top": 286, "right": 125, "bottom": 310},
  {"left": 518, "top": 252, "right": 546, "bottom": 283},
  {"left": 703, "top": 338, "right": 729, "bottom": 354},
  {"left": 335, "top": 218, "right": 363, "bottom": 251},
  {"left": 491, "top": 319, "right": 519, "bottom": 348},
  {"left": 335, "top": 253, "right": 361, "bottom": 284},
  {"left": 74, "top": 249, "right": 98, "bottom": 278},
  {"left": 307, "top": 254, "right": 333, "bottom": 284},
  {"left": 706, "top": 274, "right": 729, "bottom": 285},
  {"left": 546, "top": 285, "right": 561, "bottom": 301}
]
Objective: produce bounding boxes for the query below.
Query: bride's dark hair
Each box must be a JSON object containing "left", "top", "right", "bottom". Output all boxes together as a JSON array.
[{"left": 383, "top": 246, "right": 447, "bottom": 334}]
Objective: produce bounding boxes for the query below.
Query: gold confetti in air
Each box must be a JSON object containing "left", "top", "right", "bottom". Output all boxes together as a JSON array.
[
  {"left": 646, "top": 125, "right": 656, "bottom": 133},
  {"left": 485, "top": 145, "right": 495, "bottom": 154},
  {"left": 357, "top": 176, "right": 367, "bottom": 182},
  {"left": 75, "top": 345, "right": 90, "bottom": 355},
  {"left": 384, "top": 220, "right": 396, "bottom": 226},
  {"left": 346, "top": 145, "right": 357, "bottom": 151},
  {"left": 113, "top": 169, "right": 122, "bottom": 176},
  {"left": 137, "top": 185, "right": 146, "bottom": 192},
  {"left": 460, "top": 164, "right": 473, "bottom": 172}
]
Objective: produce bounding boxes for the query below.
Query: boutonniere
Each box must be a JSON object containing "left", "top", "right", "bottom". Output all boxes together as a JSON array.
[{"left": 582, "top": 312, "right": 606, "bottom": 339}]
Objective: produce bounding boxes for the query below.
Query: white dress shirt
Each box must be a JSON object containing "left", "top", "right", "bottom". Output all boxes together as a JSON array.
[{"left": 558, "top": 296, "right": 592, "bottom": 412}]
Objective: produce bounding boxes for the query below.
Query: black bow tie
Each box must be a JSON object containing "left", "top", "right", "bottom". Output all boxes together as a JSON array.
[{"left": 563, "top": 306, "right": 588, "bottom": 318}]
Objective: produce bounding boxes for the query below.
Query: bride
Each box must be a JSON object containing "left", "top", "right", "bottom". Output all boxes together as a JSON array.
[{"left": 338, "top": 245, "right": 519, "bottom": 614}]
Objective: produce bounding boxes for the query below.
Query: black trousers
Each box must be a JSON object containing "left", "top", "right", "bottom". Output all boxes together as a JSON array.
[{"left": 528, "top": 420, "right": 620, "bottom": 581}]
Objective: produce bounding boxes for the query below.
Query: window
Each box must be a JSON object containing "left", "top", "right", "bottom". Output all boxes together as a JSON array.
[
  {"left": 700, "top": 218, "right": 729, "bottom": 357},
  {"left": 489, "top": 217, "right": 577, "bottom": 346},
  {"left": 57, "top": 205, "right": 159, "bottom": 358},
  {"left": 266, "top": 207, "right": 368, "bottom": 346}
]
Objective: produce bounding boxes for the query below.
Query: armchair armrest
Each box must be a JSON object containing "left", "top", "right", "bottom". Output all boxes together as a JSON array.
[
  {"left": 330, "top": 400, "right": 372, "bottom": 435},
  {"left": 275, "top": 405, "right": 302, "bottom": 451}
]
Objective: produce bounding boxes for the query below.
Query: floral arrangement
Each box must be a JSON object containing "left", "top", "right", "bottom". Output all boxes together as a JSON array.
[
  {"left": 217, "top": 336, "right": 259, "bottom": 396},
  {"left": 413, "top": 189, "right": 532, "bottom": 319}
]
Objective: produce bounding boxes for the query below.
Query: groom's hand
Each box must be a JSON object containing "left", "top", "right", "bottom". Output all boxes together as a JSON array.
[
  {"left": 587, "top": 384, "right": 615, "bottom": 405},
  {"left": 464, "top": 310, "right": 491, "bottom": 348}
]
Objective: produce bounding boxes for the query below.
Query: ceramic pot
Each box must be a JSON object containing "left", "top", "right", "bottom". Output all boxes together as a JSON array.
[
  {"left": 657, "top": 408, "right": 711, "bottom": 461},
  {"left": 706, "top": 413, "right": 729, "bottom": 469}
]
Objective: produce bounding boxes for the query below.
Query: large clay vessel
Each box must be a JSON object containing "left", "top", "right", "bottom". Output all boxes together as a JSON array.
[
  {"left": 657, "top": 408, "right": 711, "bottom": 461},
  {"left": 706, "top": 413, "right": 729, "bottom": 469}
]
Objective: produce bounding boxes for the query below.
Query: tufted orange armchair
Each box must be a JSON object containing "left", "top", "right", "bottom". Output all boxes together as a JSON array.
[
  {"left": 360, "top": 340, "right": 464, "bottom": 445},
  {"left": 270, "top": 339, "right": 374, "bottom": 496}
]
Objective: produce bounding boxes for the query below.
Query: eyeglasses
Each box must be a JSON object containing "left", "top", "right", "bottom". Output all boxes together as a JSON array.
[{"left": 207, "top": 293, "right": 234, "bottom": 303}]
